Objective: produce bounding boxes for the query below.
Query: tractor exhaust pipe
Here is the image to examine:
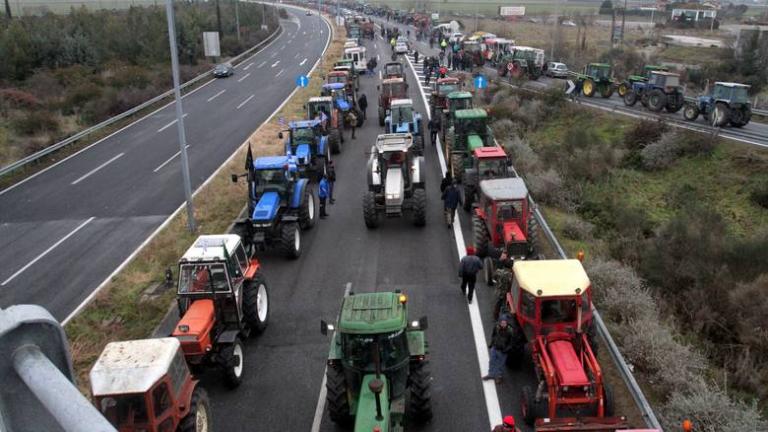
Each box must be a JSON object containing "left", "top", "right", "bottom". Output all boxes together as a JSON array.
[{"left": 369, "top": 378, "right": 385, "bottom": 421}]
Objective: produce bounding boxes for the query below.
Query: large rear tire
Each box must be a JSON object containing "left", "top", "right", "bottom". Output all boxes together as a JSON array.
[
  {"left": 647, "top": 89, "right": 666, "bottom": 112},
  {"left": 411, "top": 188, "right": 427, "bottom": 227},
  {"left": 600, "top": 84, "right": 614, "bottom": 98},
  {"left": 326, "top": 364, "right": 353, "bottom": 425},
  {"left": 711, "top": 102, "right": 730, "bottom": 127},
  {"left": 582, "top": 79, "right": 596, "bottom": 97},
  {"left": 683, "top": 103, "right": 699, "bottom": 121},
  {"left": 462, "top": 186, "right": 474, "bottom": 212},
  {"left": 243, "top": 273, "right": 269, "bottom": 334},
  {"left": 222, "top": 338, "right": 245, "bottom": 389},
  {"left": 450, "top": 154, "right": 463, "bottom": 183},
  {"left": 298, "top": 187, "right": 316, "bottom": 230},
  {"left": 472, "top": 214, "right": 490, "bottom": 258},
  {"left": 407, "top": 360, "right": 433, "bottom": 423},
  {"left": 179, "top": 387, "right": 212, "bottom": 432},
  {"left": 363, "top": 191, "right": 379, "bottom": 229},
  {"left": 521, "top": 385, "right": 546, "bottom": 426},
  {"left": 378, "top": 107, "right": 386, "bottom": 126},
  {"left": 280, "top": 223, "right": 301, "bottom": 259},
  {"left": 329, "top": 129, "right": 342, "bottom": 154},
  {"left": 623, "top": 91, "right": 638, "bottom": 107}
]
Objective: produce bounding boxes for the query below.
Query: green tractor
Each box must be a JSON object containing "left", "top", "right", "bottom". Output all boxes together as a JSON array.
[
  {"left": 445, "top": 108, "right": 494, "bottom": 183},
  {"left": 321, "top": 292, "right": 432, "bottom": 431},
  {"left": 575, "top": 63, "right": 615, "bottom": 98},
  {"left": 439, "top": 91, "right": 474, "bottom": 145},
  {"left": 617, "top": 65, "right": 669, "bottom": 98}
]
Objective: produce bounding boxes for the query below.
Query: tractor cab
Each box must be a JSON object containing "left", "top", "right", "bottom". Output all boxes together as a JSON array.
[
  {"left": 377, "top": 78, "right": 409, "bottom": 126},
  {"left": 470, "top": 147, "right": 511, "bottom": 181},
  {"left": 282, "top": 120, "right": 326, "bottom": 167},
  {"left": 385, "top": 99, "right": 424, "bottom": 153},
  {"left": 647, "top": 70, "right": 681, "bottom": 90},
  {"left": 247, "top": 156, "right": 299, "bottom": 211},
  {"left": 453, "top": 109, "right": 492, "bottom": 151},
  {"left": 446, "top": 91, "right": 474, "bottom": 116},
  {"left": 584, "top": 63, "right": 612, "bottom": 80},
  {"left": 90, "top": 338, "right": 210, "bottom": 432},
  {"left": 383, "top": 62, "right": 406, "bottom": 81},
  {"left": 684, "top": 82, "right": 751, "bottom": 127},
  {"left": 327, "top": 70, "right": 355, "bottom": 99},
  {"left": 322, "top": 83, "right": 353, "bottom": 112},
  {"left": 307, "top": 96, "right": 334, "bottom": 121},
  {"left": 712, "top": 81, "right": 751, "bottom": 104},
  {"left": 498, "top": 46, "right": 545, "bottom": 79},
  {"left": 618, "top": 65, "right": 669, "bottom": 97},
  {"left": 343, "top": 46, "right": 367, "bottom": 72},
  {"left": 430, "top": 77, "right": 461, "bottom": 117},
  {"left": 473, "top": 178, "right": 535, "bottom": 261},
  {"left": 578, "top": 63, "right": 615, "bottom": 98}
]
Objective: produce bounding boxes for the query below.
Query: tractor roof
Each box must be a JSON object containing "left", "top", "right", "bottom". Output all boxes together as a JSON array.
[
  {"left": 513, "top": 260, "right": 591, "bottom": 298},
  {"left": 374, "top": 133, "right": 413, "bottom": 152},
  {"left": 474, "top": 146, "right": 507, "bottom": 159},
  {"left": 514, "top": 46, "right": 542, "bottom": 52},
  {"left": 323, "top": 82, "right": 346, "bottom": 90},
  {"left": 589, "top": 63, "right": 611, "bottom": 68},
  {"left": 345, "top": 46, "right": 366, "bottom": 53},
  {"left": 253, "top": 155, "right": 296, "bottom": 170},
  {"left": 480, "top": 178, "right": 527, "bottom": 201},
  {"left": 448, "top": 91, "right": 473, "bottom": 99},
  {"left": 382, "top": 77, "right": 405, "bottom": 84},
  {"left": 289, "top": 119, "right": 322, "bottom": 129},
  {"left": 651, "top": 70, "right": 680, "bottom": 77},
  {"left": 181, "top": 234, "right": 242, "bottom": 262},
  {"left": 715, "top": 82, "right": 750, "bottom": 88},
  {"left": 455, "top": 108, "right": 488, "bottom": 119},
  {"left": 309, "top": 96, "right": 333, "bottom": 103},
  {"left": 391, "top": 98, "right": 414, "bottom": 107},
  {"left": 90, "top": 338, "right": 180, "bottom": 396},
  {"left": 338, "top": 292, "right": 407, "bottom": 334}
]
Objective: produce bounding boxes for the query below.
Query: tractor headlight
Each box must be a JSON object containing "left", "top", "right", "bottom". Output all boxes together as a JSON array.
[
  {"left": 386, "top": 193, "right": 396, "bottom": 200},
  {"left": 411, "top": 320, "right": 420, "bottom": 328},
  {"left": 563, "top": 386, "right": 569, "bottom": 392}
]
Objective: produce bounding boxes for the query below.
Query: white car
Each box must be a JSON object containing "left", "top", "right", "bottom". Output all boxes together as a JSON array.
[
  {"left": 545, "top": 62, "right": 569, "bottom": 78},
  {"left": 561, "top": 20, "right": 577, "bottom": 27},
  {"left": 395, "top": 42, "right": 409, "bottom": 54}
]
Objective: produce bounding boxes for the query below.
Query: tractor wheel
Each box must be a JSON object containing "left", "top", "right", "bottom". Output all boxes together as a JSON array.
[
  {"left": 729, "top": 108, "right": 748, "bottom": 127},
  {"left": 378, "top": 107, "right": 386, "bottom": 126},
  {"left": 528, "top": 214, "right": 539, "bottom": 257},
  {"left": 497, "top": 63, "right": 507, "bottom": 77},
  {"left": 711, "top": 102, "right": 730, "bottom": 127},
  {"left": 604, "top": 384, "right": 616, "bottom": 417},
  {"left": 472, "top": 214, "right": 490, "bottom": 258},
  {"left": 521, "top": 385, "right": 546, "bottom": 426},
  {"left": 646, "top": 89, "right": 666, "bottom": 112},
  {"left": 280, "top": 223, "right": 301, "bottom": 259},
  {"left": 462, "top": 186, "right": 474, "bottom": 212},
  {"left": 411, "top": 188, "right": 427, "bottom": 227},
  {"left": 666, "top": 94, "right": 684, "bottom": 113},
  {"left": 178, "top": 387, "right": 212, "bottom": 432},
  {"left": 505, "top": 319, "right": 526, "bottom": 368},
  {"left": 450, "top": 154, "right": 463, "bottom": 183},
  {"left": 407, "top": 360, "right": 433, "bottom": 423},
  {"left": 582, "top": 79, "right": 596, "bottom": 97},
  {"left": 298, "top": 186, "right": 317, "bottom": 230},
  {"left": 326, "top": 364, "right": 353, "bottom": 425},
  {"left": 617, "top": 82, "right": 629, "bottom": 97},
  {"left": 363, "top": 191, "right": 379, "bottom": 229},
  {"left": 222, "top": 338, "right": 245, "bottom": 388},
  {"left": 623, "top": 91, "right": 638, "bottom": 107},
  {"left": 243, "top": 273, "right": 269, "bottom": 334},
  {"left": 683, "top": 103, "right": 699, "bottom": 121},
  {"left": 329, "top": 129, "right": 342, "bottom": 154},
  {"left": 600, "top": 84, "right": 614, "bottom": 98},
  {"left": 483, "top": 256, "right": 494, "bottom": 286}
]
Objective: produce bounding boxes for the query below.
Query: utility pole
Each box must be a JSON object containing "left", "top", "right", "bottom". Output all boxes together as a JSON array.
[
  {"left": 165, "top": 0, "right": 196, "bottom": 233},
  {"left": 234, "top": 0, "right": 240, "bottom": 42},
  {"left": 215, "top": 0, "right": 223, "bottom": 38},
  {"left": 4, "top": 0, "right": 11, "bottom": 19},
  {"left": 621, "top": 0, "right": 627, "bottom": 44},
  {"left": 550, "top": 0, "right": 560, "bottom": 59}
]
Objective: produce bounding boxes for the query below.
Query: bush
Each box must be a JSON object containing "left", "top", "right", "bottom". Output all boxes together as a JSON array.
[
  {"left": 63, "top": 82, "right": 103, "bottom": 115},
  {"left": 561, "top": 127, "right": 619, "bottom": 182},
  {"left": 0, "top": 89, "right": 42, "bottom": 109},
  {"left": 624, "top": 119, "right": 667, "bottom": 151},
  {"left": 526, "top": 169, "right": 565, "bottom": 206},
  {"left": 749, "top": 180, "right": 768, "bottom": 209},
  {"left": 640, "top": 130, "right": 682, "bottom": 170},
  {"left": 560, "top": 213, "right": 594, "bottom": 241},
  {"left": 11, "top": 111, "right": 60, "bottom": 136},
  {"left": 503, "top": 135, "right": 540, "bottom": 175},
  {"left": 492, "top": 119, "right": 516, "bottom": 142}
]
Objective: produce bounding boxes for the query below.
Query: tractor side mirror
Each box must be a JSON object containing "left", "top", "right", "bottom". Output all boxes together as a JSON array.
[
  {"left": 320, "top": 319, "right": 335, "bottom": 335},
  {"left": 231, "top": 174, "right": 238, "bottom": 183},
  {"left": 278, "top": 132, "right": 284, "bottom": 139}
]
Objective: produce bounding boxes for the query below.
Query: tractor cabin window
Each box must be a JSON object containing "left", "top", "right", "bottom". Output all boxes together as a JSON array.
[
  {"left": 178, "top": 264, "right": 229, "bottom": 294},
  {"left": 497, "top": 201, "right": 523, "bottom": 221},
  {"left": 234, "top": 245, "right": 248, "bottom": 275},
  {"left": 169, "top": 350, "right": 188, "bottom": 395},
  {"left": 477, "top": 159, "right": 506, "bottom": 179},
  {"left": 521, "top": 291, "right": 536, "bottom": 318},
  {"left": 152, "top": 382, "right": 172, "bottom": 417},
  {"left": 541, "top": 299, "right": 580, "bottom": 324},
  {"left": 99, "top": 395, "right": 148, "bottom": 426}
]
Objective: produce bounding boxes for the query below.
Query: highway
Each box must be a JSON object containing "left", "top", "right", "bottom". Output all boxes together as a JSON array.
[{"left": 0, "top": 9, "right": 330, "bottom": 322}]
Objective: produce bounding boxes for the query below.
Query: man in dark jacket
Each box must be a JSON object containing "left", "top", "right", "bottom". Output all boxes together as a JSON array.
[
  {"left": 440, "top": 173, "right": 452, "bottom": 193},
  {"left": 327, "top": 160, "right": 336, "bottom": 204},
  {"left": 428, "top": 118, "right": 439, "bottom": 146},
  {"left": 358, "top": 94, "right": 368, "bottom": 120},
  {"left": 458, "top": 246, "right": 483, "bottom": 303},
  {"left": 441, "top": 180, "right": 462, "bottom": 227},
  {"left": 483, "top": 317, "right": 513, "bottom": 383}
]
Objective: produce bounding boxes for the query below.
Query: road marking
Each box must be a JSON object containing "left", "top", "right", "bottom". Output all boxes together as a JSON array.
[
  {"left": 271, "top": 51, "right": 277, "bottom": 58},
  {"left": 374, "top": 43, "right": 377, "bottom": 49},
  {"left": 295, "top": 53, "right": 300, "bottom": 58},
  {"left": 206, "top": 89, "right": 226, "bottom": 102},
  {"left": 71, "top": 153, "right": 124, "bottom": 185},
  {"left": 275, "top": 69, "right": 284, "bottom": 78},
  {"left": 271, "top": 60, "right": 280, "bottom": 68},
  {"left": 300, "top": 58, "right": 307, "bottom": 66},
  {"left": 237, "top": 94, "right": 255, "bottom": 109},
  {"left": 257, "top": 60, "right": 267, "bottom": 68},
  {"left": 379, "top": 70, "right": 382, "bottom": 80},
  {"left": 243, "top": 62, "right": 255, "bottom": 70},
  {"left": 280, "top": 44, "right": 285, "bottom": 50},
  {"left": 153, "top": 145, "right": 190, "bottom": 173},
  {"left": 157, "top": 113, "right": 189, "bottom": 133},
  {"left": 376, "top": 54, "right": 380, "bottom": 61},
  {"left": 1, "top": 217, "right": 95, "bottom": 286},
  {"left": 237, "top": 72, "right": 252, "bottom": 82},
  {"left": 310, "top": 282, "right": 353, "bottom": 432}
]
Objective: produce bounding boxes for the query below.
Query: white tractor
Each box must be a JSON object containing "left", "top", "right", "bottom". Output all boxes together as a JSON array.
[{"left": 363, "top": 133, "right": 427, "bottom": 228}]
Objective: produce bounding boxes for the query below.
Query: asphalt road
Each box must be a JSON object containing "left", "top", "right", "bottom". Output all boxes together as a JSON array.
[
  {"left": 201, "top": 27, "right": 497, "bottom": 432},
  {"left": 0, "top": 9, "right": 329, "bottom": 321}
]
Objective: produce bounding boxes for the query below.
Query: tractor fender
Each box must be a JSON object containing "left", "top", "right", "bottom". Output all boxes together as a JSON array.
[
  {"left": 411, "top": 156, "right": 425, "bottom": 185},
  {"left": 318, "top": 135, "right": 328, "bottom": 156},
  {"left": 367, "top": 155, "right": 381, "bottom": 187},
  {"left": 290, "top": 178, "right": 309, "bottom": 209},
  {"left": 406, "top": 330, "right": 427, "bottom": 356},
  {"left": 216, "top": 329, "right": 241, "bottom": 345}
]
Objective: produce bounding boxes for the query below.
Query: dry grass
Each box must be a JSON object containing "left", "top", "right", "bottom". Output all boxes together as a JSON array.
[{"left": 66, "top": 19, "right": 345, "bottom": 394}]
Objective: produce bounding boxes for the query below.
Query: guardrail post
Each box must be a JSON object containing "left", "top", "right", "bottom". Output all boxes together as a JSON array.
[{"left": 0, "top": 305, "right": 116, "bottom": 432}]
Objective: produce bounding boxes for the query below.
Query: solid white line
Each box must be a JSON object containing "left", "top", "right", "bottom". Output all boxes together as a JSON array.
[
  {"left": 294, "top": 53, "right": 300, "bottom": 58},
  {"left": 2, "top": 217, "right": 95, "bottom": 286},
  {"left": 157, "top": 113, "right": 189, "bottom": 133},
  {"left": 237, "top": 72, "right": 252, "bottom": 82},
  {"left": 71, "top": 153, "right": 124, "bottom": 185},
  {"left": 153, "top": 145, "right": 190, "bottom": 173},
  {"left": 300, "top": 58, "right": 307, "bottom": 66},
  {"left": 275, "top": 69, "right": 285, "bottom": 78},
  {"left": 243, "top": 62, "right": 255, "bottom": 70},
  {"left": 258, "top": 60, "right": 267, "bottom": 68},
  {"left": 377, "top": 54, "right": 380, "bottom": 61},
  {"left": 237, "top": 94, "right": 255, "bottom": 109},
  {"left": 271, "top": 60, "right": 280, "bottom": 67},
  {"left": 206, "top": 89, "right": 226, "bottom": 102},
  {"left": 374, "top": 43, "right": 377, "bottom": 49}
]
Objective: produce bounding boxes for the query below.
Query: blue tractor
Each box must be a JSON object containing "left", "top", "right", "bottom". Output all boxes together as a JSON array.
[
  {"left": 322, "top": 82, "right": 364, "bottom": 128},
  {"left": 623, "top": 71, "right": 685, "bottom": 113},
  {"left": 384, "top": 98, "right": 424, "bottom": 155},
  {"left": 282, "top": 119, "right": 331, "bottom": 182},
  {"left": 683, "top": 82, "right": 752, "bottom": 128},
  {"left": 232, "top": 150, "right": 316, "bottom": 259}
]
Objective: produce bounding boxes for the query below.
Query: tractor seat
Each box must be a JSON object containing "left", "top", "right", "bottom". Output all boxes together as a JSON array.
[{"left": 547, "top": 340, "right": 590, "bottom": 387}]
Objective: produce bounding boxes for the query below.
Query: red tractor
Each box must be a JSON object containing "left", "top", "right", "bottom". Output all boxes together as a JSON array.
[
  {"left": 171, "top": 234, "right": 270, "bottom": 388},
  {"left": 462, "top": 146, "right": 514, "bottom": 211},
  {"left": 382, "top": 61, "right": 406, "bottom": 82},
  {"left": 378, "top": 77, "right": 408, "bottom": 126},
  {"left": 501, "top": 260, "right": 627, "bottom": 431}
]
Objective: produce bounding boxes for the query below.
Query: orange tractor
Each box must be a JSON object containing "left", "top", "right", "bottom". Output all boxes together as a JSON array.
[
  {"left": 500, "top": 260, "right": 627, "bottom": 431},
  {"left": 172, "top": 234, "right": 270, "bottom": 388}
]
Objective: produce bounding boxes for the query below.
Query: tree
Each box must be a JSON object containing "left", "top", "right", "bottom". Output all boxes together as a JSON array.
[{"left": 599, "top": 0, "right": 613, "bottom": 15}]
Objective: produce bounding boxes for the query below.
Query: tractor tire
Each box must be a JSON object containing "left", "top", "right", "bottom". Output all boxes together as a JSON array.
[
  {"left": 528, "top": 215, "right": 539, "bottom": 258},
  {"left": 378, "top": 107, "right": 386, "bottom": 126},
  {"left": 521, "top": 385, "right": 546, "bottom": 426},
  {"left": 623, "top": 91, "right": 638, "bottom": 107},
  {"left": 582, "top": 79, "right": 596, "bottom": 97},
  {"left": 462, "top": 186, "right": 474, "bottom": 212},
  {"left": 243, "top": 273, "right": 269, "bottom": 334},
  {"left": 729, "top": 108, "right": 749, "bottom": 127},
  {"left": 604, "top": 384, "right": 616, "bottom": 417},
  {"left": 711, "top": 102, "right": 730, "bottom": 127},
  {"left": 411, "top": 188, "right": 427, "bottom": 227},
  {"left": 617, "top": 82, "right": 629, "bottom": 97},
  {"left": 683, "top": 104, "right": 699, "bottom": 121},
  {"left": 600, "top": 84, "right": 614, "bottom": 98},
  {"left": 450, "top": 154, "right": 463, "bottom": 183},
  {"left": 505, "top": 319, "right": 526, "bottom": 368},
  {"left": 298, "top": 187, "right": 317, "bottom": 230},
  {"left": 666, "top": 94, "right": 684, "bottom": 113},
  {"left": 329, "top": 129, "right": 342, "bottom": 154},
  {"left": 363, "top": 191, "right": 379, "bottom": 229},
  {"left": 483, "top": 256, "right": 494, "bottom": 286},
  {"left": 356, "top": 108, "right": 365, "bottom": 127},
  {"left": 222, "top": 338, "right": 245, "bottom": 389},
  {"left": 179, "top": 387, "right": 212, "bottom": 432},
  {"left": 647, "top": 89, "right": 666, "bottom": 112},
  {"left": 407, "top": 360, "right": 433, "bottom": 423},
  {"left": 326, "top": 364, "right": 353, "bottom": 425},
  {"left": 280, "top": 223, "right": 301, "bottom": 259},
  {"left": 472, "top": 214, "right": 490, "bottom": 258}
]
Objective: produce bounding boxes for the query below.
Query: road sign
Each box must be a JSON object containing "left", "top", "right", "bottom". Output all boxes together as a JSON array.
[
  {"left": 431, "top": 13, "right": 439, "bottom": 20},
  {"left": 565, "top": 80, "right": 576, "bottom": 95},
  {"left": 278, "top": 117, "right": 285, "bottom": 126},
  {"left": 474, "top": 74, "right": 487, "bottom": 90},
  {"left": 203, "top": 32, "right": 221, "bottom": 57},
  {"left": 499, "top": 6, "right": 526, "bottom": 16},
  {"left": 296, "top": 75, "right": 310, "bottom": 88}
]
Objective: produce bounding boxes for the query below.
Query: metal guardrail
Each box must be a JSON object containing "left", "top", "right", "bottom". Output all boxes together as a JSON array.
[
  {"left": 0, "top": 24, "right": 282, "bottom": 179},
  {"left": 754, "top": 108, "right": 768, "bottom": 116}
]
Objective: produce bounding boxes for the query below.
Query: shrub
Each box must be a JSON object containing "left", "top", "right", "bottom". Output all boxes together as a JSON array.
[
  {"left": 561, "top": 128, "right": 619, "bottom": 182},
  {"left": 640, "top": 130, "right": 682, "bottom": 170},
  {"left": 749, "top": 179, "right": 768, "bottom": 209},
  {"left": 561, "top": 213, "right": 594, "bottom": 241},
  {"left": 503, "top": 135, "right": 540, "bottom": 176},
  {"left": 108, "top": 64, "right": 152, "bottom": 89},
  {"left": 624, "top": 119, "right": 667, "bottom": 151},
  {"left": 526, "top": 169, "right": 565, "bottom": 206},
  {"left": 0, "top": 89, "right": 42, "bottom": 109},
  {"left": 63, "top": 82, "right": 103, "bottom": 115},
  {"left": 11, "top": 110, "right": 60, "bottom": 136},
  {"left": 492, "top": 119, "right": 516, "bottom": 142}
]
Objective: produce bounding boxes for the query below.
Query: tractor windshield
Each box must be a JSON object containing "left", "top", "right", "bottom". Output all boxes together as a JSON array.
[
  {"left": 588, "top": 65, "right": 610, "bottom": 79},
  {"left": 309, "top": 102, "right": 332, "bottom": 119},
  {"left": 293, "top": 127, "right": 315, "bottom": 143},
  {"left": 385, "top": 64, "right": 402, "bottom": 76},
  {"left": 254, "top": 168, "right": 287, "bottom": 186},
  {"left": 478, "top": 158, "right": 506, "bottom": 178},
  {"left": 451, "top": 98, "right": 472, "bottom": 112},
  {"left": 731, "top": 86, "right": 750, "bottom": 103},
  {"left": 497, "top": 200, "right": 523, "bottom": 221},
  {"left": 97, "top": 394, "right": 149, "bottom": 427},
  {"left": 342, "top": 331, "right": 409, "bottom": 371},
  {"left": 437, "top": 84, "right": 458, "bottom": 96},
  {"left": 457, "top": 118, "right": 486, "bottom": 135},
  {"left": 328, "top": 75, "right": 346, "bottom": 84},
  {"left": 178, "top": 264, "right": 230, "bottom": 294},
  {"left": 391, "top": 106, "right": 413, "bottom": 124},
  {"left": 540, "top": 298, "right": 580, "bottom": 324}
]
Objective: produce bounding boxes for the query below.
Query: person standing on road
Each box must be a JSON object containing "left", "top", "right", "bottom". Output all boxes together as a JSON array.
[
  {"left": 441, "top": 180, "right": 462, "bottom": 227},
  {"left": 440, "top": 172, "right": 452, "bottom": 193},
  {"left": 413, "top": 50, "right": 419, "bottom": 64},
  {"left": 440, "top": 38, "right": 447, "bottom": 53},
  {"left": 319, "top": 174, "right": 330, "bottom": 218},
  {"left": 492, "top": 416, "right": 521, "bottom": 432},
  {"left": 348, "top": 110, "right": 358, "bottom": 139},
  {"left": 429, "top": 117, "right": 439, "bottom": 146},
  {"left": 424, "top": 65, "right": 432, "bottom": 86},
  {"left": 483, "top": 317, "right": 513, "bottom": 384},
  {"left": 390, "top": 37, "right": 397, "bottom": 52},
  {"left": 358, "top": 94, "right": 368, "bottom": 120},
  {"left": 327, "top": 160, "right": 336, "bottom": 205},
  {"left": 458, "top": 246, "right": 483, "bottom": 303}
]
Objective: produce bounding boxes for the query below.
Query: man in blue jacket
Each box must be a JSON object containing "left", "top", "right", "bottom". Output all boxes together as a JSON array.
[
  {"left": 319, "top": 174, "right": 330, "bottom": 219},
  {"left": 441, "top": 179, "right": 462, "bottom": 228}
]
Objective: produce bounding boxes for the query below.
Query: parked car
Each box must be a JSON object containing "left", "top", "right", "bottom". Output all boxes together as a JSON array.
[
  {"left": 306, "top": 10, "right": 312, "bottom": 15},
  {"left": 561, "top": 20, "right": 577, "bottom": 27},
  {"left": 545, "top": 62, "right": 569, "bottom": 78},
  {"left": 395, "top": 42, "right": 409, "bottom": 54},
  {"left": 213, "top": 63, "right": 234, "bottom": 78}
]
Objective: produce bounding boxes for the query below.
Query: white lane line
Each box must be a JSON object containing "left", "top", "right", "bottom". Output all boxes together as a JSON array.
[
  {"left": 280, "top": 44, "right": 285, "bottom": 50},
  {"left": 157, "top": 113, "right": 188, "bottom": 133},
  {"left": 271, "top": 60, "right": 280, "bottom": 68},
  {"left": 405, "top": 53, "right": 503, "bottom": 428},
  {"left": 153, "top": 145, "right": 190, "bottom": 173},
  {"left": 270, "top": 51, "right": 277, "bottom": 58},
  {"left": 237, "top": 94, "right": 255, "bottom": 110},
  {"left": 377, "top": 54, "right": 380, "bottom": 61},
  {"left": 237, "top": 72, "right": 252, "bottom": 82},
  {"left": 379, "top": 70, "right": 382, "bottom": 80},
  {"left": 275, "top": 69, "right": 284, "bottom": 78},
  {"left": 374, "top": 43, "right": 377, "bottom": 49},
  {"left": 1, "top": 217, "right": 96, "bottom": 286},
  {"left": 71, "top": 153, "right": 124, "bottom": 185},
  {"left": 295, "top": 53, "right": 300, "bottom": 58},
  {"left": 310, "top": 282, "right": 353, "bottom": 432},
  {"left": 206, "top": 89, "right": 226, "bottom": 102},
  {"left": 243, "top": 62, "right": 255, "bottom": 70},
  {"left": 300, "top": 58, "right": 307, "bottom": 66},
  {"left": 257, "top": 60, "right": 267, "bottom": 68}
]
